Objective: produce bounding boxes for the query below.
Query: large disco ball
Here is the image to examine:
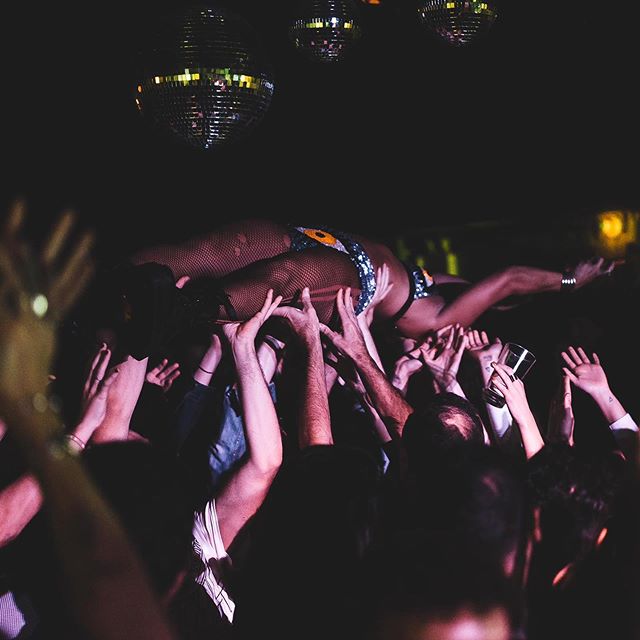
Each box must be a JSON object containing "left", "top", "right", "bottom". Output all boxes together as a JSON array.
[
  {"left": 136, "top": 5, "right": 274, "bottom": 149},
  {"left": 290, "top": 0, "right": 362, "bottom": 62},
  {"left": 418, "top": 0, "right": 498, "bottom": 46}
]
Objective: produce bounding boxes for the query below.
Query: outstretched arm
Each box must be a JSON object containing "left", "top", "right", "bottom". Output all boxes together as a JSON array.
[
  {"left": 215, "top": 290, "right": 284, "bottom": 550},
  {"left": 408, "top": 259, "right": 616, "bottom": 334}
]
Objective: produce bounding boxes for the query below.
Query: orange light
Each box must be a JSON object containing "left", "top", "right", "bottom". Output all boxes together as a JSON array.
[
  {"left": 552, "top": 563, "right": 572, "bottom": 587},
  {"left": 597, "top": 527, "right": 608, "bottom": 547},
  {"left": 599, "top": 211, "right": 624, "bottom": 239}
]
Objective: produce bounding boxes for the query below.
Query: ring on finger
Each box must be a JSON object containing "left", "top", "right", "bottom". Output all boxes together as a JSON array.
[{"left": 508, "top": 373, "right": 517, "bottom": 382}]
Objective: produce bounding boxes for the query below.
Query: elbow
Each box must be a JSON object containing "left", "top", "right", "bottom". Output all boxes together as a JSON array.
[{"left": 251, "top": 451, "right": 283, "bottom": 480}]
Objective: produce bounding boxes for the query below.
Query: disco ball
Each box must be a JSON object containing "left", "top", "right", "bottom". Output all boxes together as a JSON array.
[
  {"left": 418, "top": 0, "right": 498, "bottom": 46},
  {"left": 136, "top": 5, "right": 274, "bottom": 149},
  {"left": 290, "top": 0, "right": 362, "bottom": 62}
]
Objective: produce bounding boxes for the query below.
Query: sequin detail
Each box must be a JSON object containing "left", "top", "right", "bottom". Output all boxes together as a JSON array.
[
  {"left": 410, "top": 266, "right": 438, "bottom": 299},
  {"left": 288, "top": 225, "right": 377, "bottom": 314}
]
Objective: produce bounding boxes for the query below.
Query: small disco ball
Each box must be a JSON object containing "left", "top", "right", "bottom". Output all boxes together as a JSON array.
[
  {"left": 290, "top": 0, "right": 362, "bottom": 62},
  {"left": 136, "top": 5, "right": 274, "bottom": 149},
  {"left": 418, "top": 0, "right": 498, "bottom": 46}
]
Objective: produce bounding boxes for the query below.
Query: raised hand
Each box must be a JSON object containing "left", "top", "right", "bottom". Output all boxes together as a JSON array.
[
  {"left": 560, "top": 346, "right": 609, "bottom": 397},
  {"left": 318, "top": 287, "right": 368, "bottom": 361},
  {"left": 421, "top": 324, "right": 467, "bottom": 392},
  {"left": 222, "top": 289, "right": 282, "bottom": 351},
  {"left": 146, "top": 359, "right": 181, "bottom": 393},
  {"left": 390, "top": 344, "right": 426, "bottom": 395},
  {"left": 360, "top": 263, "right": 394, "bottom": 328},
  {"left": 0, "top": 201, "right": 94, "bottom": 435},
  {"left": 271, "top": 286, "right": 321, "bottom": 344},
  {"left": 547, "top": 374, "right": 575, "bottom": 445},
  {"left": 77, "top": 343, "right": 119, "bottom": 439},
  {"left": 572, "top": 257, "right": 615, "bottom": 290},
  {"left": 490, "top": 361, "right": 544, "bottom": 458},
  {"left": 465, "top": 329, "right": 503, "bottom": 377}
]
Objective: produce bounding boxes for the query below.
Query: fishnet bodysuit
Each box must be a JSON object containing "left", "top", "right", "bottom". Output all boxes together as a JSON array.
[{"left": 132, "top": 219, "right": 361, "bottom": 324}]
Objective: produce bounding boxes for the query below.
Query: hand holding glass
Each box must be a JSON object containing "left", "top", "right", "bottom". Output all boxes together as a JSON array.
[{"left": 482, "top": 342, "right": 536, "bottom": 408}]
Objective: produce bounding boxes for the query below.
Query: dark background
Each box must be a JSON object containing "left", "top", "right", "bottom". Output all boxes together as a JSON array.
[
  {"left": 2, "top": 0, "right": 640, "bottom": 259},
  {"left": 2, "top": 0, "right": 639, "bottom": 431}
]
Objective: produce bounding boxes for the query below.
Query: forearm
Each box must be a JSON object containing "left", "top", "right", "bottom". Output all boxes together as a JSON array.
[
  {"left": 299, "top": 339, "right": 333, "bottom": 447},
  {"left": 0, "top": 473, "right": 42, "bottom": 547},
  {"left": 516, "top": 412, "right": 545, "bottom": 459},
  {"left": 193, "top": 343, "right": 221, "bottom": 386},
  {"left": 91, "top": 356, "right": 148, "bottom": 443},
  {"left": 233, "top": 343, "right": 282, "bottom": 473},
  {"left": 360, "top": 394, "right": 392, "bottom": 444},
  {"left": 590, "top": 388, "right": 627, "bottom": 424},
  {"left": 358, "top": 316, "right": 385, "bottom": 372},
  {"left": 352, "top": 348, "right": 413, "bottom": 438}
]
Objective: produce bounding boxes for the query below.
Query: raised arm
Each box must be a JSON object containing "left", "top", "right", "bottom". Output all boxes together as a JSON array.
[
  {"left": 215, "top": 290, "right": 284, "bottom": 549},
  {"left": 272, "top": 287, "right": 332, "bottom": 447},
  {"left": 320, "top": 288, "right": 413, "bottom": 439},
  {"left": 0, "top": 202, "right": 174, "bottom": 639},
  {"left": 560, "top": 346, "right": 636, "bottom": 457},
  {"left": 490, "top": 362, "right": 544, "bottom": 459}
]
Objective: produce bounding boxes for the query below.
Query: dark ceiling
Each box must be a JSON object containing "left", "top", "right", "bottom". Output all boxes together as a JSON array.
[{"left": 2, "top": 0, "right": 639, "bottom": 258}]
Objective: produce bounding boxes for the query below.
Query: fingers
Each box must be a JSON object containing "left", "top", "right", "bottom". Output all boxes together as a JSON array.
[
  {"left": 93, "top": 346, "right": 112, "bottom": 385},
  {"left": 562, "top": 375, "right": 572, "bottom": 408},
  {"left": 436, "top": 324, "right": 453, "bottom": 339},
  {"left": 319, "top": 322, "right": 339, "bottom": 344},
  {"left": 84, "top": 344, "right": 111, "bottom": 398},
  {"left": 41, "top": 210, "right": 75, "bottom": 267},
  {"left": 3, "top": 200, "right": 25, "bottom": 241},
  {"left": 491, "top": 362, "right": 518, "bottom": 387},
  {"left": 257, "top": 289, "right": 282, "bottom": 323},
  {"left": 576, "top": 347, "right": 591, "bottom": 364},
  {"left": 97, "top": 366, "right": 120, "bottom": 396},
  {"left": 562, "top": 366, "right": 579, "bottom": 385},
  {"left": 592, "top": 352, "right": 600, "bottom": 365},
  {"left": 444, "top": 325, "right": 455, "bottom": 350},
  {"left": 175, "top": 275, "right": 191, "bottom": 289},
  {"left": 57, "top": 263, "right": 94, "bottom": 315},
  {"left": 164, "top": 368, "right": 181, "bottom": 388},
  {"left": 50, "top": 231, "right": 95, "bottom": 312},
  {"left": 149, "top": 358, "right": 169, "bottom": 377},
  {"left": 301, "top": 286, "right": 312, "bottom": 310}
]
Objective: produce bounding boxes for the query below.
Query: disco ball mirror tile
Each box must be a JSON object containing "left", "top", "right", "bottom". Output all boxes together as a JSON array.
[
  {"left": 290, "top": 0, "right": 362, "bottom": 62},
  {"left": 418, "top": 0, "right": 498, "bottom": 46},
  {"left": 136, "top": 5, "right": 274, "bottom": 149}
]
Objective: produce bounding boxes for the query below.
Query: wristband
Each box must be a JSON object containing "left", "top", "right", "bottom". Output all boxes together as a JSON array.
[{"left": 561, "top": 271, "right": 577, "bottom": 292}]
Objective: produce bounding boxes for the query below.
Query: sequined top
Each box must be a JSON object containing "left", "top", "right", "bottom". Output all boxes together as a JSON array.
[{"left": 287, "top": 225, "right": 377, "bottom": 314}]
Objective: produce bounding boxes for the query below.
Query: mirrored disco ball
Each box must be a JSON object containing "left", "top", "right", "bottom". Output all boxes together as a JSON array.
[
  {"left": 290, "top": 0, "right": 362, "bottom": 62},
  {"left": 418, "top": 0, "right": 498, "bottom": 46},
  {"left": 136, "top": 5, "right": 274, "bottom": 149}
]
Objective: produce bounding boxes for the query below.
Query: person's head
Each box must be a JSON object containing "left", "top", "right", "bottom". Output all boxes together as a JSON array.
[
  {"left": 403, "top": 392, "right": 486, "bottom": 470},
  {"left": 363, "top": 541, "right": 516, "bottom": 640},
  {"left": 407, "top": 443, "right": 531, "bottom": 583},
  {"left": 527, "top": 442, "right": 626, "bottom": 585}
]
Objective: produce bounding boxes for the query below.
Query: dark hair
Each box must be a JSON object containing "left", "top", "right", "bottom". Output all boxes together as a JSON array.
[
  {"left": 403, "top": 392, "right": 485, "bottom": 470},
  {"left": 527, "top": 443, "right": 625, "bottom": 569}
]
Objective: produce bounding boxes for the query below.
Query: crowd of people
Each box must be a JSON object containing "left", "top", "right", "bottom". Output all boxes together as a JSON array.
[{"left": 0, "top": 204, "right": 638, "bottom": 639}]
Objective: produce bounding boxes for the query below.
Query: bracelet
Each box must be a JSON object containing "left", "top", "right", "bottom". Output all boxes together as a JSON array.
[
  {"left": 66, "top": 433, "right": 86, "bottom": 450},
  {"left": 561, "top": 270, "right": 577, "bottom": 292},
  {"left": 198, "top": 365, "right": 214, "bottom": 374},
  {"left": 47, "top": 433, "right": 85, "bottom": 459}
]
